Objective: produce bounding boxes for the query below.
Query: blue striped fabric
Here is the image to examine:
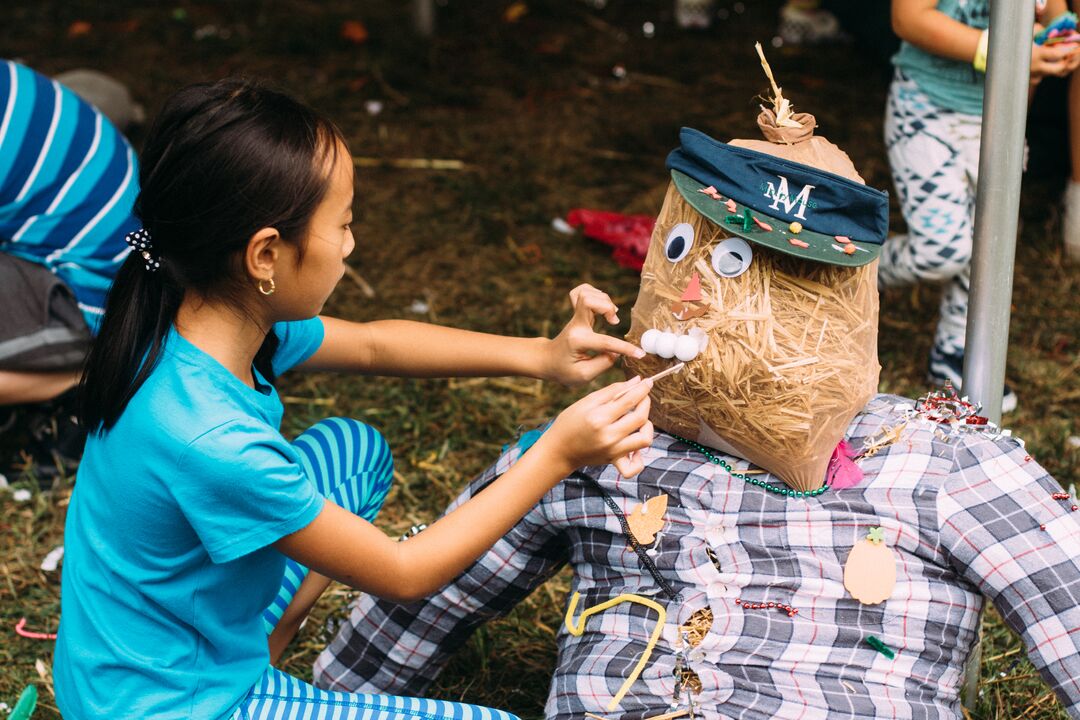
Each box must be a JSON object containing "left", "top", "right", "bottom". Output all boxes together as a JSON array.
[
  {"left": 241, "top": 418, "right": 516, "bottom": 720},
  {"left": 0, "top": 60, "right": 139, "bottom": 333},
  {"left": 261, "top": 417, "right": 395, "bottom": 635},
  {"left": 233, "top": 666, "right": 519, "bottom": 720}
]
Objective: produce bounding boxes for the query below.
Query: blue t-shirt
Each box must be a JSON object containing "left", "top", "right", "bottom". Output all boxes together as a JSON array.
[
  {"left": 54, "top": 317, "right": 326, "bottom": 720},
  {"left": 0, "top": 60, "right": 139, "bottom": 332}
]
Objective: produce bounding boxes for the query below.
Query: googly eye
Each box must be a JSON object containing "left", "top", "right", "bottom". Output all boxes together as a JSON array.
[
  {"left": 664, "top": 223, "right": 695, "bottom": 263},
  {"left": 710, "top": 238, "right": 753, "bottom": 278}
]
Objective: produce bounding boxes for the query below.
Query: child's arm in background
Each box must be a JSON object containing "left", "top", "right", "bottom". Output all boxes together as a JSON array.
[
  {"left": 274, "top": 376, "right": 653, "bottom": 603},
  {"left": 301, "top": 283, "right": 645, "bottom": 386},
  {"left": 892, "top": 0, "right": 1080, "bottom": 80},
  {"left": 892, "top": 0, "right": 983, "bottom": 62}
]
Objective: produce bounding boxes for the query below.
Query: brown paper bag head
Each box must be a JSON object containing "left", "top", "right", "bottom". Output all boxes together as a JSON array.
[{"left": 624, "top": 104, "right": 882, "bottom": 492}]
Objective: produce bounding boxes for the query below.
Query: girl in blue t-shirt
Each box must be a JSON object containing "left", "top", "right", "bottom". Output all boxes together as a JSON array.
[{"left": 53, "top": 79, "right": 655, "bottom": 720}]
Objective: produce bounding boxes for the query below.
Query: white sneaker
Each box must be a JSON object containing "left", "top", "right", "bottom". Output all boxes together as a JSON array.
[
  {"left": 778, "top": 3, "right": 846, "bottom": 45},
  {"left": 675, "top": 0, "right": 714, "bottom": 29},
  {"left": 1063, "top": 181, "right": 1080, "bottom": 262}
]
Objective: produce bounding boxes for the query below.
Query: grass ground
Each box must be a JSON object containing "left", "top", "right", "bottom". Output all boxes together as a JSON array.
[{"left": 0, "top": 1, "right": 1076, "bottom": 717}]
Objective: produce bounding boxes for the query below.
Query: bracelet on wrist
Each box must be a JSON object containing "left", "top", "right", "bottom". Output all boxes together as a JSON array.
[{"left": 973, "top": 29, "right": 989, "bottom": 73}]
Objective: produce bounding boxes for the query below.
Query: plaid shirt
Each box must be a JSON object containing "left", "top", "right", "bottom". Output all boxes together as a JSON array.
[{"left": 314, "top": 394, "right": 1080, "bottom": 719}]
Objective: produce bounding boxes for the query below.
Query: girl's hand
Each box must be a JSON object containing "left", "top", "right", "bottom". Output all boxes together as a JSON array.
[
  {"left": 542, "top": 284, "right": 646, "bottom": 386},
  {"left": 1031, "top": 41, "right": 1080, "bottom": 82},
  {"left": 541, "top": 376, "right": 654, "bottom": 477}
]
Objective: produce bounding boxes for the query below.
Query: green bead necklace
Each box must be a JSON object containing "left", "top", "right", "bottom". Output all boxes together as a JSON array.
[{"left": 668, "top": 432, "right": 830, "bottom": 499}]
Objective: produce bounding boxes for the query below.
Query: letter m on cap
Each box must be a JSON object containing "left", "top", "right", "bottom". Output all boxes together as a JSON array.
[{"left": 763, "top": 175, "right": 815, "bottom": 220}]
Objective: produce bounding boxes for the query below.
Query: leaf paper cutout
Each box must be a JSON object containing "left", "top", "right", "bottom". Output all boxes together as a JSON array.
[{"left": 626, "top": 494, "right": 668, "bottom": 545}]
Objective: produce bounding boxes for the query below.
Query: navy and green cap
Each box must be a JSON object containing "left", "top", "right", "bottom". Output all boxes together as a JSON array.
[{"left": 666, "top": 127, "right": 889, "bottom": 267}]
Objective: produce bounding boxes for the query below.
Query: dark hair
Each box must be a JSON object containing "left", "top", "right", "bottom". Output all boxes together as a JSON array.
[{"left": 79, "top": 79, "right": 346, "bottom": 431}]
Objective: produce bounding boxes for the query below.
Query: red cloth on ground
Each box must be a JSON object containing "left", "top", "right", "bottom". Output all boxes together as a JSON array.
[{"left": 567, "top": 209, "right": 654, "bottom": 272}]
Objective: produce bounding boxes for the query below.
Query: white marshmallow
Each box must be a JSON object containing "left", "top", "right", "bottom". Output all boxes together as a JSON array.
[
  {"left": 654, "top": 331, "right": 677, "bottom": 359},
  {"left": 640, "top": 328, "right": 661, "bottom": 354},
  {"left": 674, "top": 335, "right": 700, "bottom": 362}
]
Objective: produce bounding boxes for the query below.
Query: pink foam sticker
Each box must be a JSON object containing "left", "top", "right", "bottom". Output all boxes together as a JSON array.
[
  {"left": 752, "top": 217, "right": 773, "bottom": 232},
  {"left": 788, "top": 238, "right": 810, "bottom": 248},
  {"left": 834, "top": 235, "right": 851, "bottom": 244},
  {"left": 725, "top": 199, "right": 737, "bottom": 213}
]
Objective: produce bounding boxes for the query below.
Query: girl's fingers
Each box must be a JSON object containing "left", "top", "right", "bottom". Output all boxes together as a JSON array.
[
  {"left": 571, "top": 284, "right": 619, "bottom": 325},
  {"left": 581, "top": 332, "right": 646, "bottom": 359},
  {"left": 605, "top": 377, "right": 653, "bottom": 417},
  {"left": 607, "top": 395, "right": 652, "bottom": 436},
  {"left": 587, "top": 375, "right": 643, "bottom": 405},
  {"left": 613, "top": 453, "right": 644, "bottom": 478},
  {"left": 572, "top": 352, "right": 619, "bottom": 381},
  {"left": 610, "top": 421, "right": 655, "bottom": 460}
]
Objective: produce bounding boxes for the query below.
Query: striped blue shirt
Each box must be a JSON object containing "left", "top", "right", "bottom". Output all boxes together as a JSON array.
[{"left": 0, "top": 60, "right": 139, "bottom": 333}]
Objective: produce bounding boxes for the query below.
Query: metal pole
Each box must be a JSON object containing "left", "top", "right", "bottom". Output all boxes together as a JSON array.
[
  {"left": 961, "top": 0, "right": 1033, "bottom": 710},
  {"left": 964, "top": 0, "right": 1033, "bottom": 424}
]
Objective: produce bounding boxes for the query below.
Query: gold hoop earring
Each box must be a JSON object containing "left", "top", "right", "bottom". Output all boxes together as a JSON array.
[{"left": 257, "top": 277, "right": 276, "bottom": 296}]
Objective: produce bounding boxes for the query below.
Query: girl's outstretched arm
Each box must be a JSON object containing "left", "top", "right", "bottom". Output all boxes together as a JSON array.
[
  {"left": 299, "top": 284, "right": 645, "bottom": 385},
  {"left": 274, "top": 376, "right": 653, "bottom": 602}
]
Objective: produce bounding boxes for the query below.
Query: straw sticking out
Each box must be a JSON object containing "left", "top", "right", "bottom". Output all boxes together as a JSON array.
[
  {"left": 754, "top": 41, "right": 801, "bottom": 128},
  {"left": 616, "top": 362, "right": 686, "bottom": 401}
]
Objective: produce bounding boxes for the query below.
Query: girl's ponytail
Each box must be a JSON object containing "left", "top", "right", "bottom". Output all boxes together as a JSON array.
[
  {"left": 78, "top": 249, "right": 183, "bottom": 431},
  {"left": 77, "top": 78, "right": 345, "bottom": 432}
]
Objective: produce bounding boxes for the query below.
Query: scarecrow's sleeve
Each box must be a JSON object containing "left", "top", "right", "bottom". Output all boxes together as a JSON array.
[
  {"left": 936, "top": 434, "right": 1080, "bottom": 718},
  {"left": 312, "top": 437, "right": 571, "bottom": 695}
]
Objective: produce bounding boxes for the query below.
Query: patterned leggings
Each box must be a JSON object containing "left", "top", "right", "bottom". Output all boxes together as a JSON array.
[
  {"left": 880, "top": 72, "right": 983, "bottom": 356},
  {"left": 230, "top": 417, "right": 519, "bottom": 720}
]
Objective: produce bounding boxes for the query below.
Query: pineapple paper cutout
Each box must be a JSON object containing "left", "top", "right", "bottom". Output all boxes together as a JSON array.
[
  {"left": 843, "top": 527, "right": 896, "bottom": 605},
  {"left": 627, "top": 494, "right": 668, "bottom": 545}
]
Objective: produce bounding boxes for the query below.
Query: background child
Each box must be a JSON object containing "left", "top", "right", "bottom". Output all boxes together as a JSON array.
[
  {"left": 53, "top": 79, "right": 654, "bottom": 720},
  {"left": 0, "top": 60, "right": 140, "bottom": 476},
  {"left": 882, "top": 0, "right": 1080, "bottom": 411}
]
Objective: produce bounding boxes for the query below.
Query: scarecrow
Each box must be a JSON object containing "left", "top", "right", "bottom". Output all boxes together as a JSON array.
[{"left": 314, "top": 53, "right": 1080, "bottom": 720}]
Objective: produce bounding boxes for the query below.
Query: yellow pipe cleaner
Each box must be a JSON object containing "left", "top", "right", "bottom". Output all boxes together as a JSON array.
[{"left": 564, "top": 591, "right": 667, "bottom": 711}]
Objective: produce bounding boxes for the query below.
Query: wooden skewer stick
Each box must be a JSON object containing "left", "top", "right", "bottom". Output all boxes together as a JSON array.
[{"left": 616, "top": 362, "right": 686, "bottom": 400}]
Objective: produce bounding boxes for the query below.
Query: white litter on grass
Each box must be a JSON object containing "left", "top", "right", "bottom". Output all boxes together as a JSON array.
[
  {"left": 551, "top": 217, "right": 574, "bottom": 235},
  {"left": 12, "top": 488, "right": 31, "bottom": 502},
  {"left": 1067, "top": 435, "right": 1080, "bottom": 449},
  {"left": 364, "top": 100, "right": 384, "bottom": 117},
  {"left": 0, "top": 472, "right": 8, "bottom": 489},
  {"left": 408, "top": 300, "right": 430, "bottom": 314},
  {"left": 41, "top": 546, "right": 65, "bottom": 572}
]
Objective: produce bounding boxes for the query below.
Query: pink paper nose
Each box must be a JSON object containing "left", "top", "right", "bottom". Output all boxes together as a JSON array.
[{"left": 680, "top": 272, "right": 702, "bottom": 303}]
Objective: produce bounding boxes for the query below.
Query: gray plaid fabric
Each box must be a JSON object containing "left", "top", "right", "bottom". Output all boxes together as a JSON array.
[{"left": 314, "top": 394, "right": 1080, "bottom": 719}]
